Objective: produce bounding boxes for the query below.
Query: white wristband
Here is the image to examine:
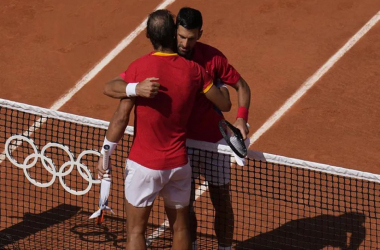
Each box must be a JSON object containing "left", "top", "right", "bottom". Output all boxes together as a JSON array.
[
  {"left": 100, "top": 137, "right": 118, "bottom": 155},
  {"left": 126, "top": 83, "right": 138, "bottom": 97},
  {"left": 220, "top": 84, "right": 228, "bottom": 89}
]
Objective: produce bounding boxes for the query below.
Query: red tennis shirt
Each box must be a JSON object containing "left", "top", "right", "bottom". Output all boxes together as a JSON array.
[
  {"left": 187, "top": 42, "right": 241, "bottom": 142},
  {"left": 120, "top": 52, "right": 213, "bottom": 170}
]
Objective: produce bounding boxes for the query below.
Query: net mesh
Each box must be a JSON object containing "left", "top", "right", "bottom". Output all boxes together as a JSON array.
[{"left": 0, "top": 99, "right": 379, "bottom": 249}]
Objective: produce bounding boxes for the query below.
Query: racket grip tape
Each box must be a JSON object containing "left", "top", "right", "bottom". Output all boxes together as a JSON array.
[{"left": 102, "top": 145, "right": 110, "bottom": 171}]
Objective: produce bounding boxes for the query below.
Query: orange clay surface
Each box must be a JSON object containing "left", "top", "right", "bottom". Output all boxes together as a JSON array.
[{"left": 1, "top": 0, "right": 380, "bottom": 248}]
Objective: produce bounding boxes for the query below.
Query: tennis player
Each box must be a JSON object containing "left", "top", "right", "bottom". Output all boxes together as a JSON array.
[
  {"left": 175, "top": 8, "right": 251, "bottom": 250},
  {"left": 97, "top": 9, "right": 231, "bottom": 250},
  {"left": 103, "top": 7, "right": 251, "bottom": 250}
]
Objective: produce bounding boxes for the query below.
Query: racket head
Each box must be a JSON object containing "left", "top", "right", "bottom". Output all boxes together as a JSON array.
[{"left": 218, "top": 119, "right": 247, "bottom": 158}]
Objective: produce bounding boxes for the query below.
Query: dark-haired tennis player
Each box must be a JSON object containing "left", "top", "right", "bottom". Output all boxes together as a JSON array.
[
  {"left": 175, "top": 8, "right": 251, "bottom": 250},
  {"left": 104, "top": 7, "right": 251, "bottom": 250},
  {"left": 97, "top": 9, "right": 231, "bottom": 250}
]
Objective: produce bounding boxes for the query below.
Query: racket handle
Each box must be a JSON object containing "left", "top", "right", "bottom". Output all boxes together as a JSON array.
[{"left": 102, "top": 145, "right": 110, "bottom": 171}]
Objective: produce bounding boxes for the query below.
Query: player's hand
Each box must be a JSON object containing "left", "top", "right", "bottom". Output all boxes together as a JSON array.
[
  {"left": 136, "top": 77, "right": 160, "bottom": 98},
  {"left": 234, "top": 118, "right": 249, "bottom": 140},
  {"left": 97, "top": 155, "right": 109, "bottom": 179}
]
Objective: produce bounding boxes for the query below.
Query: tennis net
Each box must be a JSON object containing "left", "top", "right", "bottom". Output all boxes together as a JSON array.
[{"left": 0, "top": 98, "right": 379, "bottom": 249}]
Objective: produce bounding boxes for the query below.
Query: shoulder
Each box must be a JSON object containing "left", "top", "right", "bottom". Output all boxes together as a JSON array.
[
  {"left": 187, "top": 59, "right": 206, "bottom": 75},
  {"left": 196, "top": 42, "right": 226, "bottom": 58},
  {"left": 194, "top": 43, "right": 228, "bottom": 70},
  {"left": 129, "top": 52, "right": 155, "bottom": 68},
  {"left": 174, "top": 55, "right": 202, "bottom": 71},
  {"left": 133, "top": 53, "right": 153, "bottom": 64}
]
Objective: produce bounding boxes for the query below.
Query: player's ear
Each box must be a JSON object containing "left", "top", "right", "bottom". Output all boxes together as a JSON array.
[{"left": 198, "top": 29, "right": 203, "bottom": 40}]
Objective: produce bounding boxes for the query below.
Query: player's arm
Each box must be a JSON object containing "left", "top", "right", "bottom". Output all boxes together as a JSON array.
[
  {"left": 97, "top": 98, "right": 135, "bottom": 178},
  {"left": 197, "top": 62, "right": 231, "bottom": 111},
  {"left": 216, "top": 52, "right": 251, "bottom": 139},
  {"left": 230, "top": 77, "right": 251, "bottom": 139},
  {"left": 203, "top": 83, "right": 232, "bottom": 112},
  {"left": 214, "top": 80, "right": 231, "bottom": 105},
  {"left": 103, "top": 76, "right": 160, "bottom": 99},
  {"left": 105, "top": 98, "right": 135, "bottom": 142}
]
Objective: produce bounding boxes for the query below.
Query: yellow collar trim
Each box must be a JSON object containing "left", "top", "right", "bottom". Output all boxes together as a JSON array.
[{"left": 153, "top": 52, "right": 178, "bottom": 56}]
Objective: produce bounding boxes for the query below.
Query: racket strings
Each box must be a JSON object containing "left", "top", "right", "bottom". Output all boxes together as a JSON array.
[{"left": 220, "top": 120, "right": 247, "bottom": 158}]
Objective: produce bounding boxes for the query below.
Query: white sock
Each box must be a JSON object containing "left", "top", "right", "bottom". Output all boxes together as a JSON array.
[
  {"left": 192, "top": 241, "right": 198, "bottom": 250},
  {"left": 218, "top": 246, "right": 232, "bottom": 250}
]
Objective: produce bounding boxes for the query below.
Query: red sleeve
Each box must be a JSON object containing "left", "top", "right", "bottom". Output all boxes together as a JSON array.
[
  {"left": 198, "top": 65, "right": 214, "bottom": 93},
  {"left": 119, "top": 63, "right": 137, "bottom": 83},
  {"left": 215, "top": 53, "right": 241, "bottom": 85}
]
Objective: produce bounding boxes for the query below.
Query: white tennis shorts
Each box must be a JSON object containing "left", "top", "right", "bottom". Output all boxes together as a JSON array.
[
  {"left": 124, "top": 159, "right": 192, "bottom": 209},
  {"left": 188, "top": 139, "right": 231, "bottom": 186}
]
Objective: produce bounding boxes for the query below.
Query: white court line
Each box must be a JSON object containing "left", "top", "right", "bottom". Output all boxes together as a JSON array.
[
  {"left": 0, "top": 0, "right": 176, "bottom": 163},
  {"left": 249, "top": 10, "right": 380, "bottom": 146}
]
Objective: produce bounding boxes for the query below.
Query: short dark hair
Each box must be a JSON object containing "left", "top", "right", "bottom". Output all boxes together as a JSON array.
[
  {"left": 176, "top": 7, "right": 203, "bottom": 30},
  {"left": 146, "top": 9, "right": 176, "bottom": 50}
]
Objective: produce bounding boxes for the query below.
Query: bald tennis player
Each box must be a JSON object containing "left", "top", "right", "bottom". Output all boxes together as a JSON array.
[{"left": 97, "top": 9, "right": 231, "bottom": 250}]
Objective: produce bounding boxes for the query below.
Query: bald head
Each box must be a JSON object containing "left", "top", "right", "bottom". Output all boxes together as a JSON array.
[{"left": 146, "top": 9, "right": 176, "bottom": 50}]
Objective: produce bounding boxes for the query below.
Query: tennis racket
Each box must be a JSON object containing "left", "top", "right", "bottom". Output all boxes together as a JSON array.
[
  {"left": 97, "top": 144, "right": 110, "bottom": 225},
  {"left": 218, "top": 119, "right": 248, "bottom": 158}
]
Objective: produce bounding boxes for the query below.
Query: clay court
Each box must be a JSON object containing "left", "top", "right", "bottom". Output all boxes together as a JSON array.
[{"left": 1, "top": 0, "right": 380, "bottom": 249}]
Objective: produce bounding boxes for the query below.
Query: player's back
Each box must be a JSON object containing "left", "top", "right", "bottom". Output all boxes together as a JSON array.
[{"left": 123, "top": 52, "right": 212, "bottom": 170}]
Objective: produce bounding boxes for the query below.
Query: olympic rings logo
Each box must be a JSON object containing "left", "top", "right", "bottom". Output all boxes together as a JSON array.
[{"left": 5, "top": 135, "right": 101, "bottom": 196}]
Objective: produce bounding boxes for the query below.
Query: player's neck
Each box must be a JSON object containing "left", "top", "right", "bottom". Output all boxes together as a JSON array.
[
  {"left": 155, "top": 47, "right": 175, "bottom": 54},
  {"left": 185, "top": 50, "right": 194, "bottom": 60},
  {"left": 183, "top": 44, "right": 196, "bottom": 60}
]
